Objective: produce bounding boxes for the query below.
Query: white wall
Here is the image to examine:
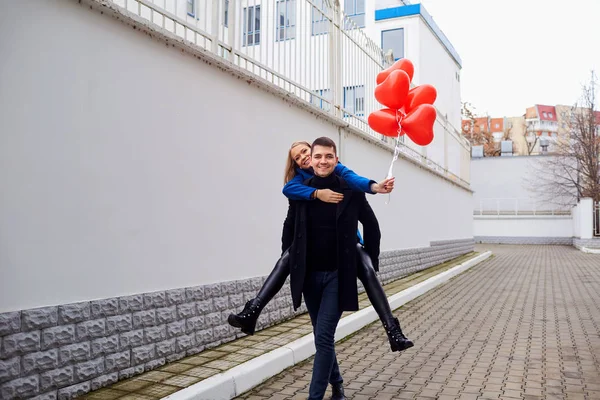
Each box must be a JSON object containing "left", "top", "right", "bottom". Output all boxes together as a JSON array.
[
  {"left": 342, "top": 132, "right": 473, "bottom": 250},
  {"left": 418, "top": 18, "right": 461, "bottom": 132},
  {"left": 573, "top": 198, "right": 594, "bottom": 239},
  {"left": 470, "top": 156, "right": 590, "bottom": 240},
  {"left": 572, "top": 203, "right": 581, "bottom": 238},
  {"left": 470, "top": 156, "right": 552, "bottom": 211},
  {"left": 474, "top": 216, "right": 573, "bottom": 238},
  {"left": 0, "top": 0, "right": 472, "bottom": 313}
]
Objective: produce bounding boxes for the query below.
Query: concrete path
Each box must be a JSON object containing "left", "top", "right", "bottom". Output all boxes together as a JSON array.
[
  {"left": 80, "top": 251, "right": 484, "bottom": 400},
  {"left": 237, "top": 245, "right": 600, "bottom": 400}
]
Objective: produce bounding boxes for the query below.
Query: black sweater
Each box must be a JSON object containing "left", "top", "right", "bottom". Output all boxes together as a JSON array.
[{"left": 306, "top": 174, "right": 340, "bottom": 272}]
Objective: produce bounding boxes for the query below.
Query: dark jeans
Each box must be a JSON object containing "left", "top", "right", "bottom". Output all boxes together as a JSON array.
[{"left": 303, "top": 270, "right": 343, "bottom": 400}]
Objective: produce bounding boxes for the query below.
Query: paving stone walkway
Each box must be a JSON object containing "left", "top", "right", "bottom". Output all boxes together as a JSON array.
[
  {"left": 80, "top": 250, "right": 479, "bottom": 400},
  {"left": 238, "top": 245, "right": 600, "bottom": 400}
]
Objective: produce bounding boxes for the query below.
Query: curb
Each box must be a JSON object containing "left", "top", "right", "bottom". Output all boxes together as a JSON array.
[
  {"left": 575, "top": 245, "right": 600, "bottom": 254},
  {"left": 163, "top": 251, "right": 493, "bottom": 400}
]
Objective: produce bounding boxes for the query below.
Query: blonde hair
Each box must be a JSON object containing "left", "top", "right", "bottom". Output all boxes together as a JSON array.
[{"left": 284, "top": 141, "right": 312, "bottom": 184}]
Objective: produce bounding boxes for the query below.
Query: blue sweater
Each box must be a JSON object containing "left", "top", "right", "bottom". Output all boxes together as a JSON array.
[
  {"left": 282, "top": 162, "right": 375, "bottom": 200},
  {"left": 282, "top": 162, "right": 374, "bottom": 245}
]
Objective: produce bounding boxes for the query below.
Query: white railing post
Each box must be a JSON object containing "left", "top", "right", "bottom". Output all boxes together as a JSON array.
[
  {"left": 330, "top": 0, "right": 342, "bottom": 120},
  {"left": 211, "top": 0, "right": 219, "bottom": 54},
  {"left": 227, "top": 0, "right": 236, "bottom": 59}
]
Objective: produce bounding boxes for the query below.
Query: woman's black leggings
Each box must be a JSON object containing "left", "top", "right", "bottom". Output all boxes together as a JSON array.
[{"left": 255, "top": 244, "right": 394, "bottom": 325}]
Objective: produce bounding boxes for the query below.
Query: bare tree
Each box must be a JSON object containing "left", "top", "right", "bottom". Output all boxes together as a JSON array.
[
  {"left": 523, "top": 121, "right": 539, "bottom": 155},
  {"left": 501, "top": 123, "right": 516, "bottom": 154},
  {"left": 461, "top": 101, "right": 476, "bottom": 136},
  {"left": 461, "top": 102, "right": 500, "bottom": 157},
  {"left": 526, "top": 72, "right": 600, "bottom": 206}
]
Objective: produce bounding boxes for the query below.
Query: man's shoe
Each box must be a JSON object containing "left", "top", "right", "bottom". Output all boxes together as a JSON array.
[
  {"left": 383, "top": 317, "right": 414, "bottom": 352},
  {"left": 331, "top": 382, "right": 346, "bottom": 400},
  {"left": 227, "top": 298, "right": 262, "bottom": 335}
]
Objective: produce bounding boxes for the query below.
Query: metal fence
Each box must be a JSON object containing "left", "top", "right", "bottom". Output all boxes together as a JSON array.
[
  {"left": 594, "top": 201, "right": 600, "bottom": 236},
  {"left": 108, "top": 0, "right": 470, "bottom": 186},
  {"left": 474, "top": 198, "right": 572, "bottom": 216}
]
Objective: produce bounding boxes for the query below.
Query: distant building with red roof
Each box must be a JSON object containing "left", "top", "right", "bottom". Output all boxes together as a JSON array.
[{"left": 462, "top": 103, "right": 600, "bottom": 157}]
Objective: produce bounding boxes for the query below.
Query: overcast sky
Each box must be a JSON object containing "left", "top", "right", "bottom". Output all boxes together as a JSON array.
[{"left": 416, "top": 0, "right": 600, "bottom": 118}]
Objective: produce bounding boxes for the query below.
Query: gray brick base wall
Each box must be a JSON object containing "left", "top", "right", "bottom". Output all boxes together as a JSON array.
[
  {"left": 0, "top": 238, "right": 474, "bottom": 399},
  {"left": 374, "top": 239, "right": 475, "bottom": 287},
  {"left": 474, "top": 236, "right": 573, "bottom": 246},
  {"left": 573, "top": 237, "right": 600, "bottom": 249}
]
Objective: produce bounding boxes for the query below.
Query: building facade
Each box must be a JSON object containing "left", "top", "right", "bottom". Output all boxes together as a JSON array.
[{"left": 462, "top": 103, "right": 600, "bottom": 157}]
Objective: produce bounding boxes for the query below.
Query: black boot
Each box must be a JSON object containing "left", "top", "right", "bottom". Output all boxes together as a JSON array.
[
  {"left": 228, "top": 250, "right": 290, "bottom": 336},
  {"left": 331, "top": 382, "right": 346, "bottom": 400},
  {"left": 383, "top": 317, "right": 414, "bottom": 352},
  {"left": 227, "top": 298, "right": 263, "bottom": 335}
]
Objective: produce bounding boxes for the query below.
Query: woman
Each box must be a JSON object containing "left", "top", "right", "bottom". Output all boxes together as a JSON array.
[{"left": 228, "top": 141, "right": 413, "bottom": 353}]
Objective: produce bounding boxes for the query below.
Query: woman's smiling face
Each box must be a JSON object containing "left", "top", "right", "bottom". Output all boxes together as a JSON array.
[{"left": 291, "top": 144, "right": 312, "bottom": 169}]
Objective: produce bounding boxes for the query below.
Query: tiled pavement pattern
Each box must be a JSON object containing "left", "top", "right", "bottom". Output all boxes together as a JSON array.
[
  {"left": 238, "top": 245, "right": 600, "bottom": 400},
  {"left": 77, "top": 252, "right": 479, "bottom": 399}
]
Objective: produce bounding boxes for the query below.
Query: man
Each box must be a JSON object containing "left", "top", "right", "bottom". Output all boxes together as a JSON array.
[{"left": 281, "top": 137, "right": 382, "bottom": 400}]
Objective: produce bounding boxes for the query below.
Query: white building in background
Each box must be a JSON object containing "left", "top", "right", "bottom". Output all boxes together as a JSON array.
[{"left": 126, "top": 0, "right": 469, "bottom": 183}]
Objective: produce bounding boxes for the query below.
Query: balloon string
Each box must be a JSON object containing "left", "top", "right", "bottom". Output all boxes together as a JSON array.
[
  {"left": 385, "top": 110, "right": 404, "bottom": 205},
  {"left": 386, "top": 137, "right": 402, "bottom": 179}
]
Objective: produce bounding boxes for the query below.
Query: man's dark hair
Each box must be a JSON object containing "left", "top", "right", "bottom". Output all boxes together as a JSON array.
[{"left": 311, "top": 137, "right": 337, "bottom": 156}]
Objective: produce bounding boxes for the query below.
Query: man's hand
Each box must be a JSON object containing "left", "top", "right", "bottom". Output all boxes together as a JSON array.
[
  {"left": 316, "top": 189, "right": 344, "bottom": 203},
  {"left": 371, "top": 177, "right": 395, "bottom": 194}
]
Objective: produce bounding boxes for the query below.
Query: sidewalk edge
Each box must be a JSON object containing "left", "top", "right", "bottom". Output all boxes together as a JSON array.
[{"left": 162, "top": 251, "right": 493, "bottom": 400}]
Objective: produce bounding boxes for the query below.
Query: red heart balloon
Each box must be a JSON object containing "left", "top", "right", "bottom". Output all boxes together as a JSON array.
[
  {"left": 377, "top": 58, "right": 415, "bottom": 85},
  {"left": 402, "top": 104, "right": 436, "bottom": 146},
  {"left": 374, "top": 70, "right": 410, "bottom": 110},
  {"left": 405, "top": 84, "right": 437, "bottom": 113},
  {"left": 368, "top": 109, "right": 400, "bottom": 137}
]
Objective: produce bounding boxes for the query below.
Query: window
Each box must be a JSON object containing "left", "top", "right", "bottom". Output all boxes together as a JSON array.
[
  {"left": 311, "top": 89, "right": 331, "bottom": 112},
  {"left": 344, "top": 86, "right": 365, "bottom": 116},
  {"left": 480, "top": 124, "right": 484, "bottom": 130},
  {"left": 311, "top": 0, "right": 329, "bottom": 35},
  {"left": 548, "top": 112, "right": 553, "bottom": 118},
  {"left": 277, "top": 0, "right": 296, "bottom": 40},
  {"left": 495, "top": 123, "right": 499, "bottom": 129},
  {"left": 344, "top": 0, "right": 365, "bottom": 28},
  {"left": 542, "top": 111, "right": 548, "bottom": 118},
  {"left": 243, "top": 5, "right": 261, "bottom": 46},
  {"left": 223, "top": 0, "right": 229, "bottom": 27},
  {"left": 187, "top": 0, "right": 195, "bottom": 17},
  {"left": 381, "top": 28, "right": 404, "bottom": 61}
]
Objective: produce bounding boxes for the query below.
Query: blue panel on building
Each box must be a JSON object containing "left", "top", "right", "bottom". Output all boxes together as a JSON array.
[{"left": 375, "top": 4, "right": 421, "bottom": 20}]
